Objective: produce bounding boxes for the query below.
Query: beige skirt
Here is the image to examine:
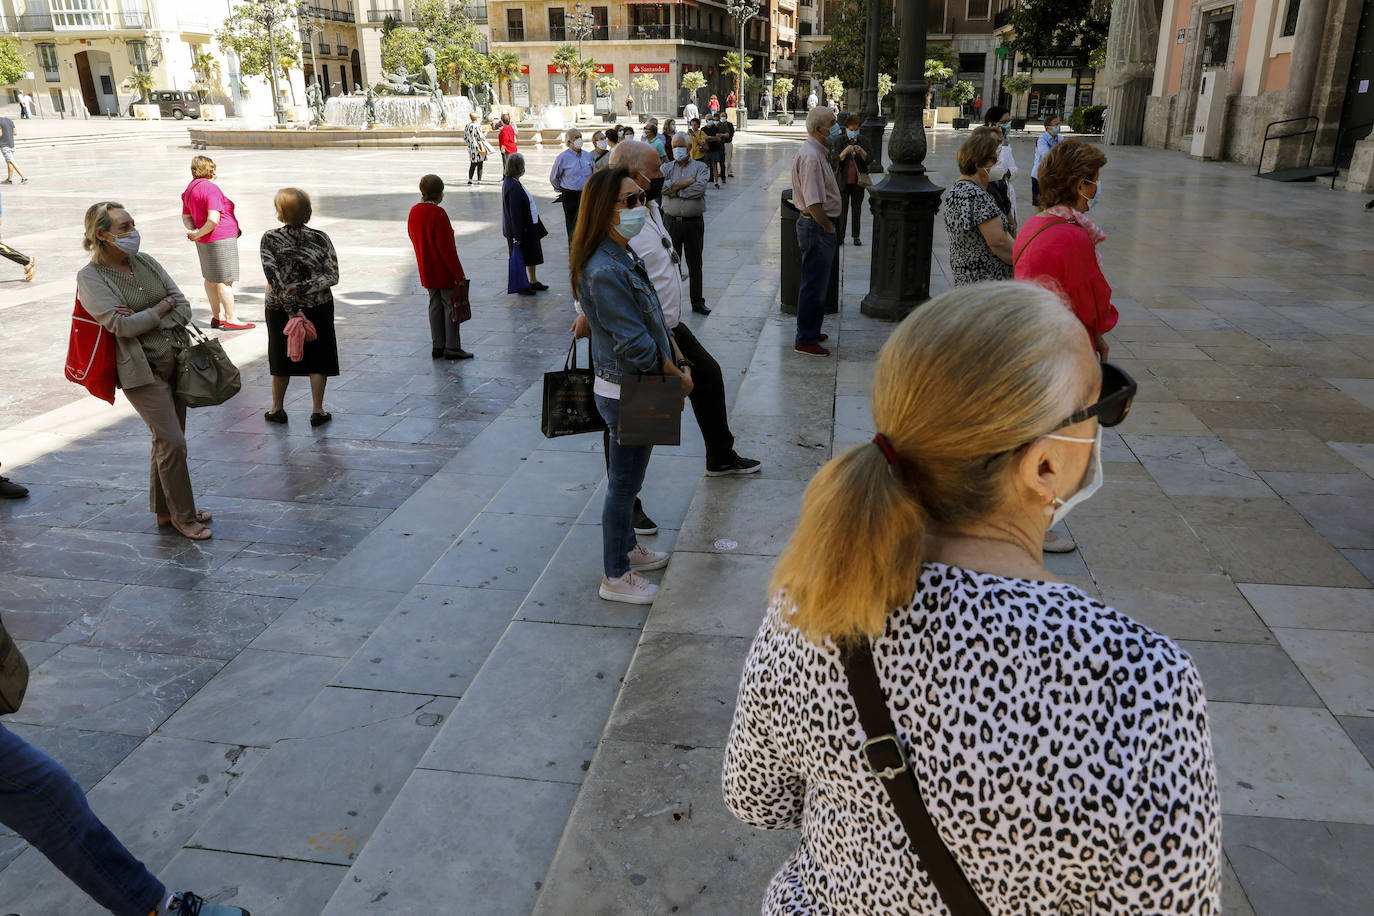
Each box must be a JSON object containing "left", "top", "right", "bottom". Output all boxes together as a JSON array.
[{"left": 195, "top": 238, "right": 240, "bottom": 283}]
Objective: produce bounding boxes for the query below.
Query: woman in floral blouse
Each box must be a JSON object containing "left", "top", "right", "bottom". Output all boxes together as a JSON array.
[
  {"left": 942, "top": 131, "right": 1014, "bottom": 286},
  {"left": 260, "top": 188, "right": 340, "bottom": 428},
  {"left": 464, "top": 111, "right": 489, "bottom": 185}
]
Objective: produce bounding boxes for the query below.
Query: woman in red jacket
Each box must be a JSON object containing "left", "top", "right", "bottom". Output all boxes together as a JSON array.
[
  {"left": 406, "top": 174, "right": 472, "bottom": 360},
  {"left": 1013, "top": 139, "right": 1117, "bottom": 360}
]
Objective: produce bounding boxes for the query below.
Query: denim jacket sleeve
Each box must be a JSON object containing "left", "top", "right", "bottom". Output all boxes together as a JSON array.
[{"left": 583, "top": 261, "right": 666, "bottom": 374}]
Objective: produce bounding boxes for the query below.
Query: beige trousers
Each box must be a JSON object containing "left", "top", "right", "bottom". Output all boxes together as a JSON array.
[{"left": 121, "top": 351, "right": 197, "bottom": 527}]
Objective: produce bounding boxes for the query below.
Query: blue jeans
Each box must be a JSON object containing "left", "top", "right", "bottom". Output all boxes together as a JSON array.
[
  {"left": 0, "top": 724, "right": 166, "bottom": 916},
  {"left": 795, "top": 217, "right": 838, "bottom": 345},
  {"left": 595, "top": 394, "right": 653, "bottom": 579}
]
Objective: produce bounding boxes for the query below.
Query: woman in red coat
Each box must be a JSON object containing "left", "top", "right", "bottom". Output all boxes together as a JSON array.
[{"left": 1013, "top": 139, "right": 1117, "bottom": 360}]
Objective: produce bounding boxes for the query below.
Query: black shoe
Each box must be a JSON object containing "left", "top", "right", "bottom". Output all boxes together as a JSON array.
[
  {"left": 169, "top": 890, "right": 251, "bottom": 915},
  {"left": 517, "top": 287, "right": 537, "bottom": 296},
  {"left": 263, "top": 409, "right": 287, "bottom": 424},
  {"left": 705, "top": 455, "right": 762, "bottom": 477},
  {"left": 633, "top": 506, "right": 658, "bottom": 536},
  {"left": 692, "top": 303, "right": 711, "bottom": 315},
  {"left": 310, "top": 412, "right": 332, "bottom": 427},
  {"left": 0, "top": 476, "right": 29, "bottom": 499},
  {"left": 0, "top": 180, "right": 10, "bottom": 185},
  {"left": 432, "top": 348, "right": 444, "bottom": 359},
  {"left": 853, "top": 238, "right": 862, "bottom": 246},
  {"left": 531, "top": 282, "right": 550, "bottom": 291},
  {"left": 444, "top": 349, "right": 474, "bottom": 360}
]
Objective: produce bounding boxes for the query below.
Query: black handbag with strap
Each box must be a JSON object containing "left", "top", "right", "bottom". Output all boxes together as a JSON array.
[{"left": 841, "top": 641, "right": 992, "bottom": 916}]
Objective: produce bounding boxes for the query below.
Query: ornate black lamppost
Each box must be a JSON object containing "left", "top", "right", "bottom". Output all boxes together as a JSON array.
[
  {"left": 726, "top": 0, "right": 761, "bottom": 127},
  {"left": 858, "top": 0, "right": 885, "bottom": 172},
  {"left": 861, "top": 0, "right": 943, "bottom": 320}
]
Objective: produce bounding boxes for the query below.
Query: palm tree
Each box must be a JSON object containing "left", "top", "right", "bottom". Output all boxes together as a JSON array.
[
  {"left": 721, "top": 51, "right": 751, "bottom": 97},
  {"left": 571, "top": 57, "right": 598, "bottom": 105},
  {"left": 924, "top": 59, "right": 953, "bottom": 110},
  {"left": 125, "top": 70, "right": 154, "bottom": 105},
  {"left": 551, "top": 44, "right": 579, "bottom": 106},
  {"left": 490, "top": 51, "right": 522, "bottom": 105}
]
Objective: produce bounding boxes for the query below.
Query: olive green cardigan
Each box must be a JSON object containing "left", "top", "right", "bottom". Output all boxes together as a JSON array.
[{"left": 76, "top": 253, "right": 193, "bottom": 390}]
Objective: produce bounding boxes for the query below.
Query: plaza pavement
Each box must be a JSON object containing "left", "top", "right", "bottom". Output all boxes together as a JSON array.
[{"left": 0, "top": 125, "right": 1370, "bottom": 915}]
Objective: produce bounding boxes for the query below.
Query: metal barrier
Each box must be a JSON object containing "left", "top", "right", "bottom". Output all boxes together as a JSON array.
[{"left": 1256, "top": 116, "right": 1319, "bottom": 177}]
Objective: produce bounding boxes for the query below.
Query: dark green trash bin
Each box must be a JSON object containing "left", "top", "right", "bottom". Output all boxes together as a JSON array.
[{"left": 779, "top": 189, "right": 840, "bottom": 315}]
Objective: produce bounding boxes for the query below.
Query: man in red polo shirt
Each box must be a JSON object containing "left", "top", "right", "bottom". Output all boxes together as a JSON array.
[
  {"left": 498, "top": 112, "right": 518, "bottom": 172},
  {"left": 407, "top": 174, "right": 472, "bottom": 360}
]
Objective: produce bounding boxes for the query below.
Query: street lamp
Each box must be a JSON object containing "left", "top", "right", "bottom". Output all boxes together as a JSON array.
[
  {"left": 860, "top": 0, "right": 943, "bottom": 320},
  {"left": 569, "top": 1, "right": 596, "bottom": 104},
  {"left": 297, "top": 2, "right": 322, "bottom": 98},
  {"left": 252, "top": 0, "right": 289, "bottom": 126},
  {"left": 858, "top": 0, "right": 885, "bottom": 172},
  {"left": 725, "top": 0, "right": 760, "bottom": 128}
]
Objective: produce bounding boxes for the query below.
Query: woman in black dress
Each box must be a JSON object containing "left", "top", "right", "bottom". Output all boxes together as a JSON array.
[
  {"left": 500, "top": 153, "right": 548, "bottom": 293},
  {"left": 260, "top": 188, "right": 340, "bottom": 427}
]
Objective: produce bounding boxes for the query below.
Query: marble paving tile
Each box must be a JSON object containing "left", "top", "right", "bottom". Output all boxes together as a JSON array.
[
  {"left": 9, "top": 646, "right": 223, "bottom": 738},
  {"left": 1175, "top": 641, "right": 1322, "bottom": 707},
  {"left": 159, "top": 649, "right": 346, "bottom": 747},
  {"left": 188, "top": 687, "right": 456, "bottom": 865},
  {"left": 319, "top": 769, "right": 578, "bottom": 916},
  {"left": 1091, "top": 568, "right": 1276, "bottom": 644},
  {"left": 531, "top": 740, "right": 795, "bottom": 916},
  {"left": 158, "top": 848, "right": 347, "bottom": 916},
  {"left": 645, "top": 551, "right": 776, "bottom": 639},
  {"left": 605, "top": 632, "right": 752, "bottom": 749},
  {"left": 249, "top": 585, "right": 404, "bottom": 658},
  {"left": 1328, "top": 441, "right": 1374, "bottom": 477},
  {"left": 0, "top": 573, "right": 124, "bottom": 641},
  {"left": 1257, "top": 471, "right": 1374, "bottom": 549},
  {"left": 1237, "top": 584, "right": 1374, "bottom": 630},
  {"left": 1167, "top": 494, "right": 1310, "bottom": 529},
  {"left": 1339, "top": 716, "right": 1374, "bottom": 768},
  {"left": 205, "top": 464, "right": 427, "bottom": 509},
  {"left": 573, "top": 454, "right": 705, "bottom": 532},
  {"left": 1223, "top": 815, "right": 1374, "bottom": 916},
  {"left": 334, "top": 585, "right": 521, "bottom": 696},
  {"left": 728, "top": 412, "right": 834, "bottom": 481},
  {"left": 0, "top": 722, "right": 141, "bottom": 791},
  {"left": 421, "top": 512, "right": 572, "bottom": 591},
  {"left": 56, "top": 584, "right": 295, "bottom": 659},
  {"left": 1222, "top": 854, "right": 1256, "bottom": 916},
  {"left": 1190, "top": 524, "right": 1371, "bottom": 587},
  {"left": 191, "top": 541, "right": 343, "bottom": 599},
  {"left": 1124, "top": 435, "right": 1275, "bottom": 498},
  {"left": 1067, "top": 513, "right": 1223, "bottom": 575},
  {"left": 1114, "top": 402, "right": 1214, "bottom": 437},
  {"left": 1209, "top": 703, "right": 1374, "bottom": 823},
  {"left": 1211, "top": 427, "right": 1359, "bottom": 474},
  {"left": 0, "top": 482, "right": 140, "bottom": 527},
  {"left": 420, "top": 620, "right": 640, "bottom": 784},
  {"left": 484, "top": 448, "right": 608, "bottom": 518},
  {"left": 674, "top": 477, "right": 807, "bottom": 557},
  {"left": 285, "top": 437, "right": 459, "bottom": 475},
  {"left": 1271, "top": 628, "right": 1374, "bottom": 717},
  {"left": 515, "top": 522, "right": 674, "bottom": 630},
  {"left": 1326, "top": 377, "right": 1374, "bottom": 412}
]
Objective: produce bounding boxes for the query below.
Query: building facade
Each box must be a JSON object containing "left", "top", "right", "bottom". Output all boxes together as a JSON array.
[
  {"left": 298, "top": 1, "right": 364, "bottom": 96},
  {"left": 1142, "top": 0, "right": 1372, "bottom": 168},
  {"left": 479, "top": 0, "right": 768, "bottom": 115},
  {"left": 355, "top": 1, "right": 491, "bottom": 97}
]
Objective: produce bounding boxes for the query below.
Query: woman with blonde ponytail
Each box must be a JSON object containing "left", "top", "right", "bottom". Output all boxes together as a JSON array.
[{"left": 724, "top": 282, "right": 1221, "bottom": 915}]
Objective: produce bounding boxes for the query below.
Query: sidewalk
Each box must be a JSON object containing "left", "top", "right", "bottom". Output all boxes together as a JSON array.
[{"left": 0, "top": 130, "right": 1371, "bottom": 915}]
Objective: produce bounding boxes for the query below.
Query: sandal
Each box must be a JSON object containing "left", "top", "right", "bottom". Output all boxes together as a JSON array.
[
  {"left": 264, "top": 409, "right": 288, "bottom": 424},
  {"left": 310, "top": 412, "right": 332, "bottom": 427},
  {"left": 171, "top": 521, "right": 213, "bottom": 541},
  {"left": 158, "top": 509, "right": 212, "bottom": 526}
]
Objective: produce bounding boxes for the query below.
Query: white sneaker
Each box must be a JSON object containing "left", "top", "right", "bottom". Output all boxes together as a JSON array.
[
  {"left": 628, "top": 544, "right": 670, "bottom": 571},
  {"left": 599, "top": 571, "right": 659, "bottom": 604}
]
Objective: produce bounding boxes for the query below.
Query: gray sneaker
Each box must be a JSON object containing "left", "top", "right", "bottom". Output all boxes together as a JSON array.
[{"left": 169, "top": 891, "right": 251, "bottom": 915}]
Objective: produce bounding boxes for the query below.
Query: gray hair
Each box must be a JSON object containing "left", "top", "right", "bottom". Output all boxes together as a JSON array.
[
  {"left": 672, "top": 131, "right": 690, "bottom": 146},
  {"left": 503, "top": 152, "right": 526, "bottom": 179},
  {"left": 610, "top": 139, "right": 655, "bottom": 170},
  {"left": 805, "top": 106, "right": 835, "bottom": 136}
]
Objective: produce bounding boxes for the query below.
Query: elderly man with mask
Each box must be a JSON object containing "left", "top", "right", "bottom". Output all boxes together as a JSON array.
[
  {"left": 549, "top": 127, "right": 594, "bottom": 236},
  {"left": 661, "top": 131, "right": 711, "bottom": 316},
  {"left": 573, "top": 140, "right": 760, "bottom": 530}
]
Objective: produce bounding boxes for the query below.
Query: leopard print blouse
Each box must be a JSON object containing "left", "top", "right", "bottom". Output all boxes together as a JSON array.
[{"left": 723, "top": 563, "right": 1221, "bottom": 914}]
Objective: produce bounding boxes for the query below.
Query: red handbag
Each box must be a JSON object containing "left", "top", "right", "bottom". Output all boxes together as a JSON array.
[{"left": 64, "top": 295, "right": 117, "bottom": 404}]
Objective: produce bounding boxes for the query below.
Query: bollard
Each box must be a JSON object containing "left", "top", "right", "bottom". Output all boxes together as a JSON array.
[{"left": 779, "top": 189, "right": 840, "bottom": 315}]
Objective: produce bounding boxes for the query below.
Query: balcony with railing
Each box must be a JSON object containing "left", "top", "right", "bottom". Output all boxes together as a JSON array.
[
  {"left": 10, "top": 7, "right": 153, "bottom": 32},
  {"left": 994, "top": 7, "right": 1014, "bottom": 29},
  {"left": 337, "top": 44, "right": 350, "bottom": 55},
  {"left": 491, "top": 23, "right": 765, "bottom": 49},
  {"left": 304, "top": 5, "right": 357, "bottom": 23},
  {"left": 367, "top": 7, "right": 403, "bottom": 23},
  {"left": 461, "top": 2, "right": 487, "bottom": 22}
]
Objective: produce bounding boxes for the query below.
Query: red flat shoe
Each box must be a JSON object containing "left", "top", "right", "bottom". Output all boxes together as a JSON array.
[
  {"left": 219, "top": 320, "right": 256, "bottom": 330},
  {"left": 210, "top": 317, "right": 222, "bottom": 329}
]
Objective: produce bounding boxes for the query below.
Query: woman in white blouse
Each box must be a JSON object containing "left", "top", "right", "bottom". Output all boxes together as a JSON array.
[{"left": 724, "top": 281, "right": 1221, "bottom": 914}]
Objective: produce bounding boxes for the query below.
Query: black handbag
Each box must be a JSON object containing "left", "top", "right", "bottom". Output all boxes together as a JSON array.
[
  {"left": 171, "top": 315, "right": 242, "bottom": 408},
  {"left": 541, "top": 339, "right": 607, "bottom": 438},
  {"left": 617, "top": 372, "right": 682, "bottom": 446},
  {"left": 0, "top": 615, "right": 30, "bottom": 716},
  {"left": 842, "top": 641, "right": 992, "bottom": 916}
]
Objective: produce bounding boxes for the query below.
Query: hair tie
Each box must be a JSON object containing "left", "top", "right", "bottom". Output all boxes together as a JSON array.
[{"left": 872, "top": 433, "right": 899, "bottom": 466}]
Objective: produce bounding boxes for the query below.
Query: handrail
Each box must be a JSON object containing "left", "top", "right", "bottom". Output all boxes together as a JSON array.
[
  {"left": 1257, "top": 115, "right": 1319, "bottom": 177},
  {"left": 1331, "top": 119, "right": 1374, "bottom": 189}
]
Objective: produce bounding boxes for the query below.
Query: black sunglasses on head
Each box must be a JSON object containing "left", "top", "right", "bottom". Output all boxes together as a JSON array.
[
  {"left": 618, "top": 191, "right": 648, "bottom": 208},
  {"left": 984, "top": 362, "right": 1137, "bottom": 467}
]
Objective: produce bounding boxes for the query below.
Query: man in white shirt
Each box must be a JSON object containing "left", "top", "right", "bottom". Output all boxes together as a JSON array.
[
  {"left": 807, "top": 90, "right": 818, "bottom": 109},
  {"left": 575, "top": 141, "right": 761, "bottom": 503},
  {"left": 682, "top": 99, "right": 700, "bottom": 122}
]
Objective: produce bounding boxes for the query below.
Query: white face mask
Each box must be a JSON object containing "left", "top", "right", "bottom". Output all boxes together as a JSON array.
[
  {"left": 109, "top": 229, "right": 141, "bottom": 256},
  {"left": 1046, "top": 426, "right": 1102, "bottom": 526},
  {"left": 595, "top": 139, "right": 609, "bottom": 150},
  {"left": 987, "top": 164, "right": 1007, "bottom": 181},
  {"left": 572, "top": 137, "right": 583, "bottom": 150}
]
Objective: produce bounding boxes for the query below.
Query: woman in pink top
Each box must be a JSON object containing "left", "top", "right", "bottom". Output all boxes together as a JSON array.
[{"left": 181, "top": 156, "right": 254, "bottom": 330}]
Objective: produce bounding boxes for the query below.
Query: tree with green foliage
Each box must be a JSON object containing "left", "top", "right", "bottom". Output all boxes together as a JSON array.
[
  {"left": 810, "top": 0, "right": 898, "bottom": 89},
  {"left": 380, "top": 26, "right": 426, "bottom": 78},
  {"left": 924, "top": 59, "right": 953, "bottom": 110},
  {"left": 774, "top": 76, "right": 794, "bottom": 112},
  {"left": 124, "top": 70, "right": 154, "bottom": 104},
  {"left": 631, "top": 73, "right": 659, "bottom": 110},
  {"left": 571, "top": 57, "right": 598, "bottom": 104},
  {"left": 0, "top": 37, "right": 27, "bottom": 87},
  {"left": 380, "top": 0, "right": 486, "bottom": 93},
  {"left": 681, "top": 70, "right": 706, "bottom": 102},
  {"left": 215, "top": 1, "right": 301, "bottom": 83},
  {"left": 721, "top": 51, "right": 751, "bottom": 97},
  {"left": 1005, "top": 0, "right": 1110, "bottom": 64},
  {"left": 490, "top": 50, "right": 523, "bottom": 105},
  {"left": 596, "top": 75, "right": 621, "bottom": 99},
  {"left": 876, "top": 73, "right": 893, "bottom": 115},
  {"left": 551, "top": 44, "right": 578, "bottom": 104},
  {"left": 823, "top": 76, "right": 844, "bottom": 107}
]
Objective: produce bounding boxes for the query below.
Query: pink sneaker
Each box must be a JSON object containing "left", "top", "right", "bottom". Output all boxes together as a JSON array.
[{"left": 599, "top": 571, "right": 659, "bottom": 605}]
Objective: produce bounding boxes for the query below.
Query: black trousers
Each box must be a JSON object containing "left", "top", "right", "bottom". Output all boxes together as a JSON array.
[
  {"left": 468, "top": 160, "right": 484, "bottom": 181},
  {"left": 560, "top": 189, "right": 582, "bottom": 237},
  {"left": 673, "top": 322, "right": 733, "bottom": 466},
  {"left": 838, "top": 183, "right": 865, "bottom": 241},
  {"left": 664, "top": 214, "right": 705, "bottom": 310}
]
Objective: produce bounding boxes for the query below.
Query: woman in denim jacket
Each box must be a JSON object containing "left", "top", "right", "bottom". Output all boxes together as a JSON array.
[{"left": 571, "top": 167, "right": 693, "bottom": 605}]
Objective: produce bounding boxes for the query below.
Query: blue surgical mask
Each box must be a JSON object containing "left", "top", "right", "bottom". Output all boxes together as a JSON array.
[
  {"left": 846, "top": 129, "right": 859, "bottom": 139},
  {"left": 110, "top": 229, "right": 141, "bottom": 256},
  {"left": 672, "top": 147, "right": 688, "bottom": 162},
  {"left": 1046, "top": 427, "right": 1103, "bottom": 526},
  {"left": 616, "top": 206, "right": 647, "bottom": 240},
  {"left": 1083, "top": 178, "right": 1102, "bottom": 209},
  {"left": 1049, "top": 124, "right": 1060, "bottom": 136}
]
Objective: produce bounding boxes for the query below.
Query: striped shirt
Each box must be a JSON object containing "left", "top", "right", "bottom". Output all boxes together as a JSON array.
[{"left": 92, "top": 255, "right": 188, "bottom": 361}]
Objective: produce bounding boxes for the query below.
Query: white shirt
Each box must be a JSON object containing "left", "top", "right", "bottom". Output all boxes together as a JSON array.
[
  {"left": 629, "top": 201, "right": 685, "bottom": 329},
  {"left": 683, "top": 102, "right": 699, "bottom": 121}
]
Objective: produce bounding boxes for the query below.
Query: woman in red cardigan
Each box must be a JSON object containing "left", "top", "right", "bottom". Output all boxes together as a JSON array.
[{"left": 1013, "top": 139, "right": 1117, "bottom": 360}]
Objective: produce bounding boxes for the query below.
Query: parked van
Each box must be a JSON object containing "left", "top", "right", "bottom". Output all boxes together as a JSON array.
[{"left": 153, "top": 90, "right": 201, "bottom": 120}]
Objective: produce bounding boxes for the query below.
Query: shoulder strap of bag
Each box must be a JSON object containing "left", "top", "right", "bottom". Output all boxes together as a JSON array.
[
  {"left": 1012, "top": 216, "right": 1070, "bottom": 268},
  {"left": 841, "top": 641, "right": 992, "bottom": 916}
]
